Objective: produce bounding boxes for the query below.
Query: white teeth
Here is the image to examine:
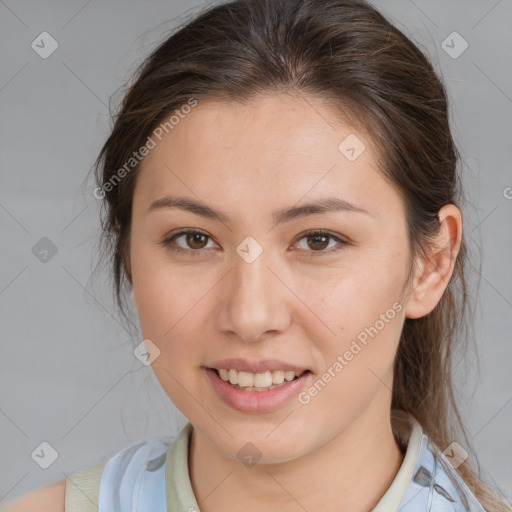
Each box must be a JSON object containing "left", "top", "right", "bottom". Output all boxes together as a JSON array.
[
  {"left": 215, "top": 368, "right": 306, "bottom": 389},
  {"left": 272, "top": 370, "right": 285, "bottom": 384},
  {"left": 284, "top": 370, "right": 296, "bottom": 382},
  {"left": 238, "top": 371, "right": 254, "bottom": 387},
  {"left": 228, "top": 368, "right": 238, "bottom": 385},
  {"left": 253, "top": 371, "right": 272, "bottom": 387}
]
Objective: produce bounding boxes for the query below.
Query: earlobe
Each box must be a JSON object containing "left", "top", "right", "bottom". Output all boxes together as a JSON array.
[{"left": 404, "top": 204, "right": 463, "bottom": 320}]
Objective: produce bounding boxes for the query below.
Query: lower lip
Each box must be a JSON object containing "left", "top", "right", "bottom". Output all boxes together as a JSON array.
[{"left": 205, "top": 367, "right": 312, "bottom": 413}]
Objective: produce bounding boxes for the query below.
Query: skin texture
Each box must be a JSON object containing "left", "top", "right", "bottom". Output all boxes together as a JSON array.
[
  {"left": 129, "top": 93, "right": 462, "bottom": 512},
  {"left": 0, "top": 480, "right": 65, "bottom": 512}
]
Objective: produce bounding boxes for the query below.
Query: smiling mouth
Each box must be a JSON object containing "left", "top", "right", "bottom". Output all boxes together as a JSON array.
[{"left": 210, "top": 367, "right": 311, "bottom": 391}]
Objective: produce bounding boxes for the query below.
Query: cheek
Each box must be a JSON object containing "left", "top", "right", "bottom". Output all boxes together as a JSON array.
[
  {"left": 293, "top": 250, "right": 406, "bottom": 396},
  {"left": 296, "top": 278, "right": 404, "bottom": 428},
  {"left": 130, "top": 228, "right": 194, "bottom": 332},
  {"left": 296, "top": 248, "right": 406, "bottom": 339},
  {"left": 130, "top": 240, "right": 218, "bottom": 376},
  {"left": 135, "top": 273, "right": 204, "bottom": 351},
  {"left": 131, "top": 256, "right": 211, "bottom": 413}
]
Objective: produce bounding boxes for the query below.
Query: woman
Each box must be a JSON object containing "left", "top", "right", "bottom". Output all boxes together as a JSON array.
[{"left": 4, "top": 0, "right": 511, "bottom": 511}]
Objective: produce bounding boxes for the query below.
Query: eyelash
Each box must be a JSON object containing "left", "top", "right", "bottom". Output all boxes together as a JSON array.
[{"left": 160, "top": 229, "right": 348, "bottom": 258}]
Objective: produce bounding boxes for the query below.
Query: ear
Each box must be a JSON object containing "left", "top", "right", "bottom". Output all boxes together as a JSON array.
[{"left": 405, "top": 204, "right": 463, "bottom": 319}]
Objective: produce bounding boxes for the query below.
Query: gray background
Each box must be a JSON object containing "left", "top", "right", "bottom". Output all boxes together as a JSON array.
[{"left": 1, "top": 0, "right": 511, "bottom": 505}]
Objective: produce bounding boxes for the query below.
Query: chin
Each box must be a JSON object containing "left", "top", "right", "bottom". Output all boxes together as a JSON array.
[{"left": 212, "top": 423, "right": 311, "bottom": 466}]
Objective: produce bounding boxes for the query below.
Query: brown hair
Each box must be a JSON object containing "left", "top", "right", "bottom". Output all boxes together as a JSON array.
[{"left": 91, "top": 0, "right": 511, "bottom": 509}]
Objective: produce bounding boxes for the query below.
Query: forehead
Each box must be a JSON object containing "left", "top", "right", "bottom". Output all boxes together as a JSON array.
[{"left": 134, "top": 93, "right": 399, "bottom": 221}]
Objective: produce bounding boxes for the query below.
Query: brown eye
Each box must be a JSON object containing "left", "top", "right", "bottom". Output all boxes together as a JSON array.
[
  {"left": 306, "top": 233, "right": 330, "bottom": 251},
  {"left": 294, "top": 230, "right": 348, "bottom": 256},
  {"left": 161, "top": 229, "right": 215, "bottom": 256},
  {"left": 184, "top": 232, "right": 209, "bottom": 249}
]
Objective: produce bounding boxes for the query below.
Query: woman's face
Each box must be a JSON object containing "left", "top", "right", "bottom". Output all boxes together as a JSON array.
[{"left": 130, "top": 93, "right": 413, "bottom": 463}]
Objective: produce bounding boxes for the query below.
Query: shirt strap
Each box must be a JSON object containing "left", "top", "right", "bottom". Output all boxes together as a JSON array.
[{"left": 65, "top": 462, "right": 105, "bottom": 512}]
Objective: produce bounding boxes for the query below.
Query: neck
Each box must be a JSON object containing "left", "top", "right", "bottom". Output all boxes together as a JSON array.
[{"left": 189, "top": 404, "right": 405, "bottom": 512}]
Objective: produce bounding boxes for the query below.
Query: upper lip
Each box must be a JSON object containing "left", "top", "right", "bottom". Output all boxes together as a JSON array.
[{"left": 208, "top": 358, "right": 310, "bottom": 374}]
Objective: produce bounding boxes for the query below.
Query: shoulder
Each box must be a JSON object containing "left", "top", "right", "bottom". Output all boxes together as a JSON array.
[
  {"left": 0, "top": 479, "right": 66, "bottom": 512},
  {"left": 0, "top": 461, "right": 107, "bottom": 512},
  {"left": 1, "top": 435, "right": 180, "bottom": 512}
]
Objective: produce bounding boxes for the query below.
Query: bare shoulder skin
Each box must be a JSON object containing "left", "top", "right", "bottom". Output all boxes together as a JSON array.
[{"left": 0, "top": 480, "right": 65, "bottom": 512}]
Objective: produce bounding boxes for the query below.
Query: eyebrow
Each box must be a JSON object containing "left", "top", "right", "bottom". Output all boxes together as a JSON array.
[{"left": 146, "top": 195, "right": 370, "bottom": 226}]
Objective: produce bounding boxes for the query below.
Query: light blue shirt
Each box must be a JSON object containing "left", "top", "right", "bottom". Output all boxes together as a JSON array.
[{"left": 95, "top": 415, "right": 486, "bottom": 511}]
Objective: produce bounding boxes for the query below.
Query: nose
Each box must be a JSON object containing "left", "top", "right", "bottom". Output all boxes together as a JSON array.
[{"left": 215, "top": 248, "right": 292, "bottom": 343}]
